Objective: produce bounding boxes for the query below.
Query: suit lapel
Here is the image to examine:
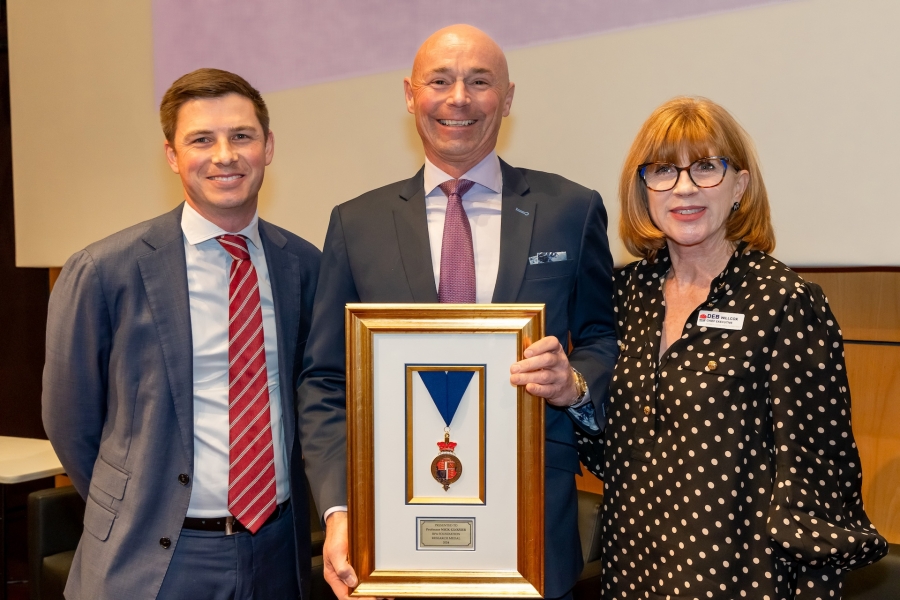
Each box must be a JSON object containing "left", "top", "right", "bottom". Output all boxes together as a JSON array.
[
  {"left": 492, "top": 160, "right": 535, "bottom": 303},
  {"left": 136, "top": 205, "right": 194, "bottom": 464},
  {"left": 394, "top": 168, "right": 439, "bottom": 302},
  {"left": 259, "top": 220, "right": 300, "bottom": 448}
]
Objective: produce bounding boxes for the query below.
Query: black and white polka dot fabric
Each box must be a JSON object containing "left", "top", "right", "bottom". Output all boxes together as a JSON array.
[{"left": 576, "top": 243, "right": 887, "bottom": 599}]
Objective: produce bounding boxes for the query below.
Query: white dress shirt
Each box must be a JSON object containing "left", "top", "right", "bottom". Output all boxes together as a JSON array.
[
  {"left": 424, "top": 151, "right": 503, "bottom": 303},
  {"left": 181, "top": 202, "right": 290, "bottom": 518}
]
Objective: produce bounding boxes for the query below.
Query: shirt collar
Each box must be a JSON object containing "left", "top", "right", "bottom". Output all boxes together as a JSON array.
[
  {"left": 636, "top": 241, "right": 756, "bottom": 302},
  {"left": 180, "top": 201, "right": 262, "bottom": 249},
  {"left": 423, "top": 150, "right": 502, "bottom": 196}
]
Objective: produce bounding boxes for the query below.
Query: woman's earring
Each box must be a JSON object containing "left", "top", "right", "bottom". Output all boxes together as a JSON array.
[{"left": 732, "top": 202, "right": 740, "bottom": 212}]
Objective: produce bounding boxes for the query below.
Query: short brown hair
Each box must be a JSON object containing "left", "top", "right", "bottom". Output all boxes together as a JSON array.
[
  {"left": 159, "top": 68, "right": 269, "bottom": 144},
  {"left": 619, "top": 96, "right": 775, "bottom": 259}
]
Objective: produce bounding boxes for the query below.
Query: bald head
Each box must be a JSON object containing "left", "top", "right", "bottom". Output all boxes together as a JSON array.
[
  {"left": 404, "top": 24, "right": 515, "bottom": 178},
  {"left": 411, "top": 25, "right": 510, "bottom": 89}
]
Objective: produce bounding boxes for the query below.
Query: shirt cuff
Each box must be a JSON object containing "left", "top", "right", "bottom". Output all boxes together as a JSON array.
[
  {"left": 323, "top": 505, "right": 348, "bottom": 522},
  {"left": 568, "top": 395, "right": 600, "bottom": 434}
]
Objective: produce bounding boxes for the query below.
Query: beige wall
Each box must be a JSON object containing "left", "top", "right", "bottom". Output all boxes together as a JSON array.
[
  {"left": 11, "top": 0, "right": 900, "bottom": 267},
  {"left": 9, "top": 0, "right": 179, "bottom": 266}
]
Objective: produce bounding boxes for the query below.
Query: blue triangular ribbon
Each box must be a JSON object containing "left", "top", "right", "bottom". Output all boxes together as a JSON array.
[{"left": 418, "top": 370, "right": 475, "bottom": 426}]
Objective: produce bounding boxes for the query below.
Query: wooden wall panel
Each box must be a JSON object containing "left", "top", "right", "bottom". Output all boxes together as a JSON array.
[
  {"left": 846, "top": 344, "right": 900, "bottom": 543},
  {"left": 798, "top": 270, "right": 900, "bottom": 541},
  {"left": 48, "top": 266, "right": 61, "bottom": 291},
  {"left": 577, "top": 465, "right": 604, "bottom": 496},
  {"left": 797, "top": 270, "right": 900, "bottom": 343}
]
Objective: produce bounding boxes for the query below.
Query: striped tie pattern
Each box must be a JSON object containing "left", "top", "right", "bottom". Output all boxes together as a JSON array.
[
  {"left": 437, "top": 178, "right": 477, "bottom": 303},
  {"left": 217, "top": 234, "right": 276, "bottom": 534}
]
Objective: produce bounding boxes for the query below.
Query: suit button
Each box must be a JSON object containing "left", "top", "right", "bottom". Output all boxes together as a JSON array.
[
  {"left": 643, "top": 406, "right": 651, "bottom": 416},
  {"left": 178, "top": 473, "right": 190, "bottom": 485},
  {"left": 707, "top": 360, "right": 718, "bottom": 371},
  {"left": 160, "top": 537, "right": 171, "bottom": 549}
]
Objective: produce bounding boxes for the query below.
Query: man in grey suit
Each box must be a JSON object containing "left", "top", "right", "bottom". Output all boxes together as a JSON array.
[
  {"left": 299, "top": 25, "right": 617, "bottom": 600},
  {"left": 43, "top": 68, "right": 320, "bottom": 600}
]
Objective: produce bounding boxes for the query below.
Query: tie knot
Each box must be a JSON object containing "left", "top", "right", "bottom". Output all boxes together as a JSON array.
[
  {"left": 438, "top": 178, "right": 475, "bottom": 201},
  {"left": 217, "top": 234, "right": 251, "bottom": 261}
]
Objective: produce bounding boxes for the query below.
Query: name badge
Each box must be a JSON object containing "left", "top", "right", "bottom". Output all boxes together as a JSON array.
[{"left": 697, "top": 310, "right": 744, "bottom": 330}]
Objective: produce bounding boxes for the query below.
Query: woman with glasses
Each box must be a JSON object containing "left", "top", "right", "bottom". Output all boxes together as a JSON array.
[{"left": 576, "top": 96, "right": 886, "bottom": 599}]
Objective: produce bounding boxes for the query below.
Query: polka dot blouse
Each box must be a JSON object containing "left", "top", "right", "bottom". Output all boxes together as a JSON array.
[{"left": 576, "top": 243, "right": 887, "bottom": 599}]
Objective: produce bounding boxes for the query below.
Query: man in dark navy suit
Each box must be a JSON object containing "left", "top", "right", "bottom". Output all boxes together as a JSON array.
[{"left": 298, "top": 25, "right": 617, "bottom": 600}]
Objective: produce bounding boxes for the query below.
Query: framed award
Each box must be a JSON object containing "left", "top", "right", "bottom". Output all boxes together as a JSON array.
[{"left": 346, "top": 304, "right": 545, "bottom": 598}]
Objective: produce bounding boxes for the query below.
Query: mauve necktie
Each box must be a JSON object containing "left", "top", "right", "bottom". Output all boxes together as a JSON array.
[
  {"left": 437, "top": 178, "right": 477, "bottom": 303},
  {"left": 216, "top": 234, "right": 276, "bottom": 534}
]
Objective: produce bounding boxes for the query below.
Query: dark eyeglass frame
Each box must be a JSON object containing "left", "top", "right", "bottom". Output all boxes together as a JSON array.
[{"left": 638, "top": 156, "right": 731, "bottom": 192}]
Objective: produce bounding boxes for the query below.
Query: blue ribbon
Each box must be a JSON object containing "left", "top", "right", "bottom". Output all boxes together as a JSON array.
[{"left": 418, "top": 370, "right": 475, "bottom": 427}]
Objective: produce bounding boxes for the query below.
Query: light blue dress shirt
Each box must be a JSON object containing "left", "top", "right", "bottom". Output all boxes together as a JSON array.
[{"left": 181, "top": 202, "right": 289, "bottom": 518}]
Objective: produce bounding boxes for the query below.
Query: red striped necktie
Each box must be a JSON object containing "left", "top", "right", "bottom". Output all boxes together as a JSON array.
[{"left": 216, "top": 234, "right": 276, "bottom": 534}]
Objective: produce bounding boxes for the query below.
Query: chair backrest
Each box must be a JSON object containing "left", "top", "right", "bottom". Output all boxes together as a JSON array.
[
  {"left": 27, "top": 486, "right": 85, "bottom": 600},
  {"left": 305, "top": 472, "right": 325, "bottom": 557},
  {"left": 576, "top": 489, "right": 603, "bottom": 564},
  {"left": 845, "top": 543, "right": 900, "bottom": 599}
]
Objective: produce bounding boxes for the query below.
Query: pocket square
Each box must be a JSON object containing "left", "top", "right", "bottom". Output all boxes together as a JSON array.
[{"left": 528, "top": 251, "right": 567, "bottom": 265}]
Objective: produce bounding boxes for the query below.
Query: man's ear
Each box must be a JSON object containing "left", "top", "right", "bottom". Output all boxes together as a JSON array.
[
  {"left": 404, "top": 78, "right": 416, "bottom": 115},
  {"left": 164, "top": 140, "right": 180, "bottom": 174},
  {"left": 502, "top": 81, "right": 516, "bottom": 117},
  {"left": 264, "top": 129, "right": 275, "bottom": 166}
]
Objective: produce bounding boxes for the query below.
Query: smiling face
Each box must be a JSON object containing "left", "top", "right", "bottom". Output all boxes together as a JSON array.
[
  {"left": 165, "top": 93, "right": 274, "bottom": 231},
  {"left": 646, "top": 151, "right": 749, "bottom": 256},
  {"left": 404, "top": 25, "right": 515, "bottom": 177}
]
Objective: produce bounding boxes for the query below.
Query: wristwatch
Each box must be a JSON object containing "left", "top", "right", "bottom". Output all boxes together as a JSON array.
[{"left": 570, "top": 367, "right": 588, "bottom": 406}]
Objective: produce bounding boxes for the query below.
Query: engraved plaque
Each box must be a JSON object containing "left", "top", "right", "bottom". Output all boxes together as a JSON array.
[{"left": 417, "top": 518, "right": 475, "bottom": 551}]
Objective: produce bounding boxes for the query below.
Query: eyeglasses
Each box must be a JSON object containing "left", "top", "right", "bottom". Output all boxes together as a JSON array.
[{"left": 638, "top": 156, "right": 731, "bottom": 192}]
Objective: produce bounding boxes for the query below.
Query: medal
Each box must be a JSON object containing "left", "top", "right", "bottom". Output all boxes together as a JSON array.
[
  {"left": 431, "top": 431, "right": 462, "bottom": 491},
  {"left": 418, "top": 370, "right": 475, "bottom": 492}
]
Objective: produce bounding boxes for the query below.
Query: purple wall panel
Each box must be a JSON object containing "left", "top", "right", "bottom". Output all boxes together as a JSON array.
[{"left": 153, "top": 0, "right": 793, "bottom": 100}]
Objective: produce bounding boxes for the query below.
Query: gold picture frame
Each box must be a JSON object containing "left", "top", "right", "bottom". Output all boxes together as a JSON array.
[{"left": 346, "top": 304, "right": 545, "bottom": 598}]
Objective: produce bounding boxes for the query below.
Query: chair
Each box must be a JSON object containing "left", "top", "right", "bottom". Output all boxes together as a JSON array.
[
  {"left": 26, "top": 486, "right": 84, "bottom": 600},
  {"left": 568, "top": 489, "right": 900, "bottom": 599},
  {"left": 572, "top": 489, "right": 603, "bottom": 599},
  {"left": 845, "top": 543, "right": 900, "bottom": 599},
  {"left": 27, "top": 482, "right": 335, "bottom": 600}
]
